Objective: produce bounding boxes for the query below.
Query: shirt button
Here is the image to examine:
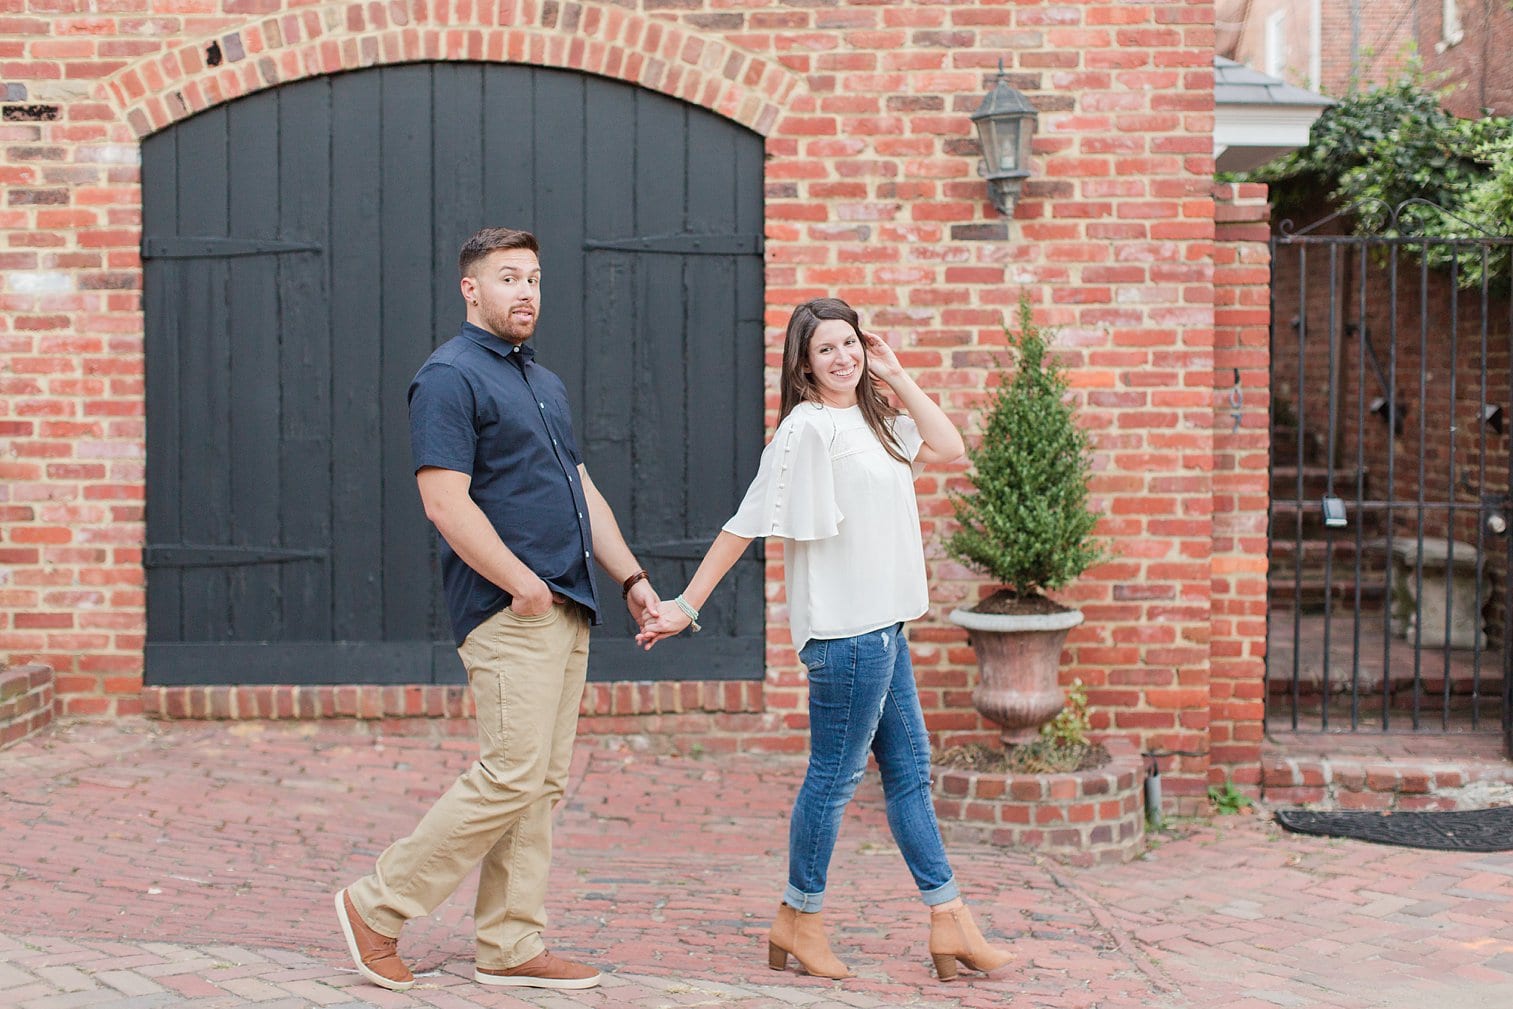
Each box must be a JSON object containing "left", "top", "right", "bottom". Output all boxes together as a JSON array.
[
  {"left": 539, "top": 402, "right": 546, "bottom": 409},
  {"left": 584, "top": 551, "right": 590, "bottom": 558}
]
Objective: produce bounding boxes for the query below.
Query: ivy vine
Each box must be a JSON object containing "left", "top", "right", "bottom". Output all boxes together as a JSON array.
[{"left": 1239, "top": 73, "right": 1513, "bottom": 286}]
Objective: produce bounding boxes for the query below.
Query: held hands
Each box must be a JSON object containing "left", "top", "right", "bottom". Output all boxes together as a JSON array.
[
  {"left": 625, "top": 579, "right": 662, "bottom": 630},
  {"left": 634, "top": 604, "right": 691, "bottom": 651},
  {"left": 513, "top": 575, "right": 661, "bottom": 627}
]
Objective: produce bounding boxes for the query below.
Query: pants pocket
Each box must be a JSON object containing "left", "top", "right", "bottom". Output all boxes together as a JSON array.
[
  {"left": 502, "top": 602, "right": 558, "bottom": 624},
  {"left": 799, "top": 638, "right": 829, "bottom": 672}
]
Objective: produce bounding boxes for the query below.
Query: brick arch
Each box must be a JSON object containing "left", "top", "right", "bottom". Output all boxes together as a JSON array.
[{"left": 101, "top": 1, "right": 802, "bottom": 139}]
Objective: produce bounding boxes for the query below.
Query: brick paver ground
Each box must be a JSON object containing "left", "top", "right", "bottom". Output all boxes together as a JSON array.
[{"left": 2, "top": 719, "right": 1511, "bottom": 1009}]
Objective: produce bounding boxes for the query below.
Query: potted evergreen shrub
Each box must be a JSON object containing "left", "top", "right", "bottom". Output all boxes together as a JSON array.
[{"left": 946, "top": 298, "right": 1107, "bottom": 744}]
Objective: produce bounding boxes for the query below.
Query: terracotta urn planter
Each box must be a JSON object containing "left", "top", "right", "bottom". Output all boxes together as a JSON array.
[{"left": 948, "top": 607, "right": 1084, "bottom": 744}]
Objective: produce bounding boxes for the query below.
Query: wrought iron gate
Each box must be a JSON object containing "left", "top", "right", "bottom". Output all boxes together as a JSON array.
[{"left": 1266, "top": 200, "right": 1513, "bottom": 754}]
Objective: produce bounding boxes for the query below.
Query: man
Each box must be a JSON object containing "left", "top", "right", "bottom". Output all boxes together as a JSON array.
[{"left": 335, "top": 227, "right": 659, "bottom": 991}]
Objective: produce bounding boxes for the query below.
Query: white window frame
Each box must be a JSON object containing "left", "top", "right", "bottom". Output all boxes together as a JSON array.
[
  {"left": 1265, "top": 10, "right": 1288, "bottom": 80},
  {"left": 1309, "top": 0, "right": 1322, "bottom": 91},
  {"left": 1439, "top": 0, "right": 1465, "bottom": 52}
]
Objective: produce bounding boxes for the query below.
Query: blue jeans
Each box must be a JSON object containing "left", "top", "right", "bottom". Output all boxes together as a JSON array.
[{"left": 784, "top": 624, "right": 959, "bottom": 912}]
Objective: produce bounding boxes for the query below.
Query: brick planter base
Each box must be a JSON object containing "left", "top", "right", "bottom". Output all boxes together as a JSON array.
[
  {"left": 0, "top": 664, "right": 55, "bottom": 750},
  {"left": 932, "top": 739, "right": 1146, "bottom": 866}
]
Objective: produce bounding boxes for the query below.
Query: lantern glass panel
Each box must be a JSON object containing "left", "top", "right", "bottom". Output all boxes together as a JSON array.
[{"left": 993, "top": 119, "right": 1020, "bottom": 172}]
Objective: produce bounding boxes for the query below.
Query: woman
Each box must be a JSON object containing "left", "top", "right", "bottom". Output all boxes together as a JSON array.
[{"left": 636, "top": 298, "right": 1013, "bottom": 982}]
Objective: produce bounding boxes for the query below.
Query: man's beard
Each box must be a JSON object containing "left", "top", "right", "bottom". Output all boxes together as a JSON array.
[{"left": 482, "top": 302, "right": 537, "bottom": 344}]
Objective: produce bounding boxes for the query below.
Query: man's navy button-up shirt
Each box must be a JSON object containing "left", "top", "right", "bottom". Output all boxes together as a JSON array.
[{"left": 408, "top": 322, "right": 598, "bottom": 646}]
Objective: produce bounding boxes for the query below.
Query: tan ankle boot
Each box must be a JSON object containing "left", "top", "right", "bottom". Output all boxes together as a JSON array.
[
  {"left": 767, "top": 903, "right": 852, "bottom": 979},
  {"left": 928, "top": 905, "right": 1013, "bottom": 981}
]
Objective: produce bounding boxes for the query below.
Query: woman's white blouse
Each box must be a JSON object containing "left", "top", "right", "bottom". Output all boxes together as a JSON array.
[{"left": 724, "top": 402, "right": 929, "bottom": 650}]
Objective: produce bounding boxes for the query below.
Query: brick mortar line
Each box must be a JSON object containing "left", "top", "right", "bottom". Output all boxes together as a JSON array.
[
  {"left": 1042, "top": 863, "right": 1182, "bottom": 997},
  {"left": 0, "top": 718, "right": 178, "bottom": 776},
  {"left": 0, "top": 929, "right": 976, "bottom": 1008}
]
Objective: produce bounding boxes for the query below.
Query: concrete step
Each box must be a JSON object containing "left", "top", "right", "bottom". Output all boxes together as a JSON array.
[
  {"left": 1270, "top": 462, "right": 1372, "bottom": 501},
  {"left": 1267, "top": 578, "right": 1388, "bottom": 609},
  {"left": 1262, "top": 729, "right": 1513, "bottom": 811}
]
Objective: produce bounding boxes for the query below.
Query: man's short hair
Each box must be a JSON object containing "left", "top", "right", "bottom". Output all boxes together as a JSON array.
[{"left": 459, "top": 227, "right": 540, "bottom": 278}]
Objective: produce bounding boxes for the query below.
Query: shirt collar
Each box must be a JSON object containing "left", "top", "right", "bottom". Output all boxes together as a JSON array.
[{"left": 460, "top": 321, "right": 535, "bottom": 364}]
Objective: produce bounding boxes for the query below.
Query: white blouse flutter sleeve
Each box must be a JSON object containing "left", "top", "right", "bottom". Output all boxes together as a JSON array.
[
  {"left": 723, "top": 404, "right": 930, "bottom": 651},
  {"left": 723, "top": 409, "right": 843, "bottom": 541}
]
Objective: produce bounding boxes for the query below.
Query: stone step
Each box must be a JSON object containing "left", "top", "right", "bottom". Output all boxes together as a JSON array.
[
  {"left": 1269, "top": 536, "right": 1388, "bottom": 566},
  {"left": 1261, "top": 731, "right": 1513, "bottom": 811},
  {"left": 1270, "top": 498, "right": 1384, "bottom": 540},
  {"left": 1267, "top": 577, "right": 1388, "bottom": 608},
  {"left": 1270, "top": 462, "right": 1371, "bottom": 501}
]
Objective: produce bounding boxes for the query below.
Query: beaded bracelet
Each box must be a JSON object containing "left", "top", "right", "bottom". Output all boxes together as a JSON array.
[{"left": 672, "top": 594, "right": 702, "bottom": 633}]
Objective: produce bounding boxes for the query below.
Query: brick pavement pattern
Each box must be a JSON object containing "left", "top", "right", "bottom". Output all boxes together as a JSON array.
[{"left": 2, "top": 721, "right": 1511, "bottom": 1009}]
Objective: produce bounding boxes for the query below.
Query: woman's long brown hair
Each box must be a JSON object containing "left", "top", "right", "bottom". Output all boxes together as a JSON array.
[{"left": 778, "top": 298, "right": 910, "bottom": 464}]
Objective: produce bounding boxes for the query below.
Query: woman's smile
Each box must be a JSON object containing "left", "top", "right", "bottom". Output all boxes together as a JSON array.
[{"left": 807, "top": 318, "right": 866, "bottom": 407}]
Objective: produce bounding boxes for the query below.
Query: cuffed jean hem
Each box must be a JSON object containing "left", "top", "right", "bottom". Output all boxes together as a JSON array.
[
  {"left": 920, "top": 877, "right": 960, "bottom": 907},
  {"left": 781, "top": 885, "right": 825, "bottom": 913}
]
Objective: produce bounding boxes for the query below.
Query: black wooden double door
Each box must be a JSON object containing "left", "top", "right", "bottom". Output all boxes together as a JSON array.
[{"left": 142, "top": 63, "right": 766, "bottom": 685}]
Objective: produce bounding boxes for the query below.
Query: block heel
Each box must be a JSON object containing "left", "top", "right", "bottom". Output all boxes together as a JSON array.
[
  {"left": 766, "top": 903, "right": 852, "bottom": 979},
  {"left": 927, "top": 905, "right": 1013, "bottom": 983}
]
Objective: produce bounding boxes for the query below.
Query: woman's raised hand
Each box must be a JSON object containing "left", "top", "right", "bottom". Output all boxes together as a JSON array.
[
  {"left": 862, "top": 330, "right": 905, "bottom": 387},
  {"left": 634, "top": 605, "right": 692, "bottom": 650}
]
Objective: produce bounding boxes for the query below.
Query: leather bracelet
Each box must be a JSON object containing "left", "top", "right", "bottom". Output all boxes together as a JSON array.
[{"left": 621, "top": 569, "right": 649, "bottom": 598}]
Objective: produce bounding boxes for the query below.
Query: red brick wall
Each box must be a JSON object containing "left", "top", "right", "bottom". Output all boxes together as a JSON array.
[
  {"left": 1, "top": 1, "right": 1258, "bottom": 804},
  {"left": 1221, "top": 0, "right": 1416, "bottom": 95},
  {"left": 1317, "top": 0, "right": 1416, "bottom": 98},
  {"left": 1222, "top": 0, "right": 1513, "bottom": 116},
  {"left": 1210, "top": 182, "right": 1271, "bottom": 788},
  {"left": 1419, "top": 0, "right": 1513, "bottom": 118},
  {"left": 0, "top": 663, "right": 55, "bottom": 749}
]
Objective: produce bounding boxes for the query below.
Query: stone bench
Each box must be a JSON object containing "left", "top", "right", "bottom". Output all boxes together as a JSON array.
[{"left": 1384, "top": 537, "right": 1490, "bottom": 651}]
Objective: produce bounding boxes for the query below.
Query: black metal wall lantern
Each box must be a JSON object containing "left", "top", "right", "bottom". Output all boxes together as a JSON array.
[
  {"left": 1480, "top": 403, "right": 1504, "bottom": 435},
  {"left": 1369, "top": 395, "right": 1405, "bottom": 437},
  {"left": 971, "top": 60, "right": 1037, "bottom": 216}
]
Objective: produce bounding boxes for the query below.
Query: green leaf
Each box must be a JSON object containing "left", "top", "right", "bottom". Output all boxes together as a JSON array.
[{"left": 1238, "top": 68, "right": 1512, "bottom": 287}]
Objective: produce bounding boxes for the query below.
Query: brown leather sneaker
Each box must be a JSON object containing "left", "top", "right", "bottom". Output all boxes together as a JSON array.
[
  {"left": 475, "top": 950, "right": 602, "bottom": 989},
  {"left": 334, "top": 890, "right": 415, "bottom": 991}
]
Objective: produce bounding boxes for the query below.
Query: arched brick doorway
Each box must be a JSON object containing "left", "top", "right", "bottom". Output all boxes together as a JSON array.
[{"left": 142, "top": 62, "right": 766, "bottom": 686}]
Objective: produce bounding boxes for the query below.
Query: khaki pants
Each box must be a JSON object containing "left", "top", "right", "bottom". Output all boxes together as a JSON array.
[{"left": 347, "top": 601, "right": 590, "bottom": 969}]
